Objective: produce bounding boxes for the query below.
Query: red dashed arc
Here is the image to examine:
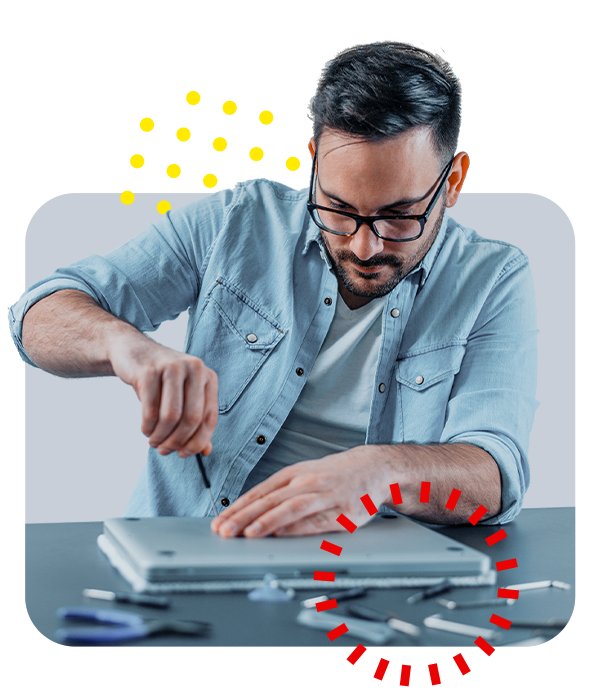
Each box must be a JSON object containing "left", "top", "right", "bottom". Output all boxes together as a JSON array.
[{"left": 315, "top": 480, "right": 519, "bottom": 686}]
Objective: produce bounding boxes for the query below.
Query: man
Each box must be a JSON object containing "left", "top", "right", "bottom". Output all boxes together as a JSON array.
[{"left": 9, "top": 42, "right": 538, "bottom": 538}]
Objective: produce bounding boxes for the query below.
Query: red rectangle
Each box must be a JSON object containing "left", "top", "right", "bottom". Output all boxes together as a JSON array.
[
  {"left": 320, "top": 540, "right": 342, "bottom": 556},
  {"left": 496, "top": 558, "right": 518, "bottom": 571},
  {"left": 312, "top": 644, "right": 521, "bottom": 688},
  {"left": 474, "top": 636, "right": 495, "bottom": 656},
  {"left": 316, "top": 599, "right": 337, "bottom": 612},
  {"left": 420, "top": 481, "right": 431, "bottom": 503},
  {"left": 327, "top": 623, "right": 348, "bottom": 641},
  {"left": 336, "top": 513, "right": 357, "bottom": 533},
  {"left": 445, "top": 488, "right": 461, "bottom": 510},
  {"left": 468, "top": 505, "right": 488, "bottom": 525},
  {"left": 486, "top": 529, "right": 507, "bottom": 546},
  {"left": 360, "top": 494, "right": 378, "bottom": 515},
  {"left": 390, "top": 483, "right": 402, "bottom": 505},
  {"left": 497, "top": 587, "right": 519, "bottom": 599},
  {"left": 490, "top": 613, "right": 512, "bottom": 630},
  {"left": 313, "top": 570, "right": 335, "bottom": 582}
]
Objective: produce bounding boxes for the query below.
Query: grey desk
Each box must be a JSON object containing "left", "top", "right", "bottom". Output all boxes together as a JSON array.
[{"left": 26, "top": 507, "right": 574, "bottom": 647}]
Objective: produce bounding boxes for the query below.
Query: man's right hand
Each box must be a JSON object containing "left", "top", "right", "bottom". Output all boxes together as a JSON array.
[
  {"left": 109, "top": 337, "right": 219, "bottom": 458},
  {"left": 22, "top": 290, "right": 219, "bottom": 458}
]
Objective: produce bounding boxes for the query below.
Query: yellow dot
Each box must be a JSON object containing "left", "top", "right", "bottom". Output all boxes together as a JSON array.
[
  {"left": 213, "top": 137, "right": 227, "bottom": 151},
  {"left": 130, "top": 154, "right": 144, "bottom": 168},
  {"left": 167, "top": 164, "right": 181, "bottom": 178},
  {"left": 203, "top": 173, "right": 217, "bottom": 188},
  {"left": 286, "top": 156, "right": 300, "bottom": 171},
  {"left": 157, "top": 200, "right": 171, "bottom": 215},
  {"left": 249, "top": 147, "right": 264, "bottom": 162},
  {"left": 259, "top": 111, "right": 273, "bottom": 125},
  {"left": 120, "top": 191, "right": 135, "bottom": 205},
  {"left": 223, "top": 101, "right": 237, "bottom": 115},
  {"left": 186, "top": 91, "right": 200, "bottom": 105},
  {"left": 140, "top": 118, "right": 154, "bottom": 132},
  {"left": 177, "top": 128, "right": 191, "bottom": 142}
]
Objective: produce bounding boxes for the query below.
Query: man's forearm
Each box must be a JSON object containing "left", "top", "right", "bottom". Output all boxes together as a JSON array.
[
  {"left": 21, "top": 289, "right": 148, "bottom": 377},
  {"left": 368, "top": 442, "right": 501, "bottom": 524}
]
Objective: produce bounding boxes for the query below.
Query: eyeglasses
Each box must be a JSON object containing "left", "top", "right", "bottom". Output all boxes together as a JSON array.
[{"left": 307, "top": 152, "right": 455, "bottom": 242}]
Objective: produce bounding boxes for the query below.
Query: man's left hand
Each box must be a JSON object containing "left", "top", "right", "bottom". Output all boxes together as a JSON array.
[{"left": 210, "top": 447, "right": 388, "bottom": 538}]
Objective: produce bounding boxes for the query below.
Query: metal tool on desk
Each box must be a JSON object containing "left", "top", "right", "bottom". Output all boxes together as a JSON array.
[
  {"left": 346, "top": 603, "right": 421, "bottom": 638},
  {"left": 423, "top": 614, "right": 500, "bottom": 641},
  {"left": 83, "top": 588, "right": 171, "bottom": 609},
  {"left": 437, "top": 597, "right": 516, "bottom": 610},
  {"left": 55, "top": 606, "right": 211, "bottom": 644},
  {"left": 407, "top": 579, "right": 454, "bottom": 604},
  {"left": 296, "top": 608, "right": 395, "bottom": 645},
  {"left": 505, "top": 580, "right": 571, "bottom": 591},
  {"left": 301, "top": 586, "right": 367, "bottom": 609}
]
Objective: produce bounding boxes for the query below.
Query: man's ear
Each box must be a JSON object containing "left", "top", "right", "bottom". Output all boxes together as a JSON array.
[
  {"left": 446, "top": 152, "right": 470, "bottom": 208},
  {"left": 308, "top": 138, "right": 316, "bottom": 158}
]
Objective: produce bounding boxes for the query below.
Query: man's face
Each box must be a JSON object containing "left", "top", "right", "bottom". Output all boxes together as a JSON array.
[{"left": 311, "top": 128, "right": 458, "bottom": 309}]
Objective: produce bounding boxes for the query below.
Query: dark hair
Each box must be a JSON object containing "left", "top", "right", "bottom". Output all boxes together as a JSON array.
[{"left": 309, "top": 42, "right": 461, "bottom": 162}]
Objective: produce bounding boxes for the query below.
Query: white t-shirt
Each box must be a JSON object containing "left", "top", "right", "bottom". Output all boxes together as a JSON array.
[{"left": 242, "top": 292, "right": 385, "bottom": 493}]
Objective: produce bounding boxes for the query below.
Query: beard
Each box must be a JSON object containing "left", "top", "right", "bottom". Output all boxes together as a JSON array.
[{"left": 323, "top": 203, "right": 446, "bottom": 300}]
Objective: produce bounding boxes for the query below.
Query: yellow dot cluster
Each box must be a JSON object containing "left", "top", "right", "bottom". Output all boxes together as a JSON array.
[{"left": 124, "top": 98, "right": 300, "bottom": 210}]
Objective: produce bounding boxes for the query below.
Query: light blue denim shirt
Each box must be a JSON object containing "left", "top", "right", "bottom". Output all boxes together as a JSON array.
[{"left": 9, "top": 179, "right": 538, "bottom": 524}]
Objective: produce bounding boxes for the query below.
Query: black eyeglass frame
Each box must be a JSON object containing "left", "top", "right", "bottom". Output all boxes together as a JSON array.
[{"left": 306, "top": 152, "right": 456, "bottom": 243}]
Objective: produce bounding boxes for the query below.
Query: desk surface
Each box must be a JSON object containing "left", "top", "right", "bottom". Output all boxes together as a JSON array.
[{"left": 26, "top": 507, "right": 574, "bottom": 647}]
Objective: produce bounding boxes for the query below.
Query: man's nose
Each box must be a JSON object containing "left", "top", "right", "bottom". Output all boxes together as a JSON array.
[{"left": 348, "top": 222, "right": 384, "bottom": 261}]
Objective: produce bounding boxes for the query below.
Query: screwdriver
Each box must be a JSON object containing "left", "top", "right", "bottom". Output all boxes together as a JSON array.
[{"left": 196, "top": 453, "right": 218, "bottom": 516}]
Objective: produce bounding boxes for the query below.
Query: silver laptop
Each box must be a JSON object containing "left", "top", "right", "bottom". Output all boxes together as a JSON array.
[{"left": 103, "top": 514, "right": 491, "bottom": 584}]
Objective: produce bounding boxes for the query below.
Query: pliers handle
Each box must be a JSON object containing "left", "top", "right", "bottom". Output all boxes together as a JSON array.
[{"left": 56, "top": 606, "right": 151, "bottom": 643}]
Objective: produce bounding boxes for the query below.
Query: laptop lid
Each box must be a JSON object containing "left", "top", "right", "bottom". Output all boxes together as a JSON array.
[{"left": 103, "top": 514, "right": 491, "bottom": 584}]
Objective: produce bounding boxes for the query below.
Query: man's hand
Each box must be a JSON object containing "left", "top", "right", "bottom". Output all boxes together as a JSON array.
[
  {"left": 109, "top": 336, "right": 219, "bottom": 458},
  {"left": 210, "top": 447, "right": 386, "bottom": 538}
]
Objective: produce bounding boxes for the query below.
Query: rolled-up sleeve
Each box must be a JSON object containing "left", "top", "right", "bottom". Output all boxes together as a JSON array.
[
  {"left": 8, "top": 189, "right": 236, "bottom": 367},
  {"left": 441, "top": 256, "right": 539, "bottom": 524}
]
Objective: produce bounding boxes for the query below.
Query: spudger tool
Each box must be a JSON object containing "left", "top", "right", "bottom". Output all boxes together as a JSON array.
[
  {"left": 301, "top": 586, "right": 367, "bottom": 608},
  {"left": 196, "top": 452, "right": 218, "bottom": 516},
  {"left": 347, "top": 603, "right": 421, "bottom": 638},
  {"left": 407, "top": 579, "right": 453, "bottom": 604},
  {"left": 83, "top": 588, "right": 170, "bottom": 609}
]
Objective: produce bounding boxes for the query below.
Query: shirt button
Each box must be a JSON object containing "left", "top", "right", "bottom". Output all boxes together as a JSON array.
[
  {"left": 296, "top": 367, "right": 304, "bottom": 376},
  {"left": 320, "top": 250, "right": 325, "bottom": 260},
  {"left": 378, "top": 383, "right": 386, "bottom": 393},
  {"left": 246, "top": 333, "right": 258, "bottom": 343},
  {"left": 391, "top": 308, "right": 400, "bottom": 318},
  {"left": 415, "top": 375, "right": 424, "bottom": 385},
  {"left": 256, "top": 435, "right": 266, "bottom": 445},
  {"left": 221, "top": 497, "right": 230, "bottom": 507},
  {"left": 324, "top": 297, "right": 332, "bottom": 306}
]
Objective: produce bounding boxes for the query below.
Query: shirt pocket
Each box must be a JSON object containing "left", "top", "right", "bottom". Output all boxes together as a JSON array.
[
  {"left": 191, "top": 280, "right": 286, "bottom": 413},
  {"left": 395, "top": 343, "right": 466, "bottom": 442}
]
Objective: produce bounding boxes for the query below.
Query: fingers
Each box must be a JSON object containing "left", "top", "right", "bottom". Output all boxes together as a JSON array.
[
  {"left": 218, "top": 492, "right": 333, "bottom": 538},
  {"left": 130, "top": 352, "right": 218, "bottom": 456}
]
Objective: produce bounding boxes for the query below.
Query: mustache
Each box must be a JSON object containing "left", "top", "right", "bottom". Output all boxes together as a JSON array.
[{"left": 335, "top": 250, "right": 402, "bottom": 268}]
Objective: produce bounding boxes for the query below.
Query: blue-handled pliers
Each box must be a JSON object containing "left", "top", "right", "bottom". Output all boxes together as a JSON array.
[{"left": 55, "top": 606, "right": 211, "bottom": 644}]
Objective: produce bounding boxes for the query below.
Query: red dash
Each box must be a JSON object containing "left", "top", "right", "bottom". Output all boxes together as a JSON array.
[
  {"left": 445, "top": 488, "right": 461, "bottom": 510},
  {"left": 327, "top": 623, "right": 348, "bottom": 641},
  {"left": 486, "top": 529, "right": 507, "bottom": 546},
  {"left": 336, "top": 513, "right": 357, "bottom": 533},
  {"left": 490, "top": 613, "right": 512, "bottom": 630},
  {"left": 400, "top": 665, "right": 411, "bottom": 687},
  {"left": 428, "top": 663, "right": 441, "bottom": 685},
  {"left": 390, "top": 483, "right": 402, "bottom": 505},
  {"left": 316, "top": 599, "right": 337, "bottom": 612},
  {"left": 314, "top": 570, "right": 335, "bottom": 582},
  {"left": 420, "top": 481, "right": 431, "bottom": 503},
  {"left": 374, "top": 658, "right": 389, "bottom": 681},
  {"left": 347, "top": 645, "right": 367, "bottom": 665},
  {"left": 320, "top": 540, "right": 342, "bottom": 556},
  {"left": 497, "top": 588, "right": 519, "bottom": 599},
  {"left": 468, "top": 505, "right": 488, "bottom": 525},
  {"left": 496, "top": 558, "right": 518, "bottom": 571},
  {"left": 360, "top": 494, "right": 378, "bottom": 516},
  {"left": 474, "top": 636, "right": 495, "bottom": 656},
  {"left": 453, "top": 653, "right": 470, "bottom": 675}
]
